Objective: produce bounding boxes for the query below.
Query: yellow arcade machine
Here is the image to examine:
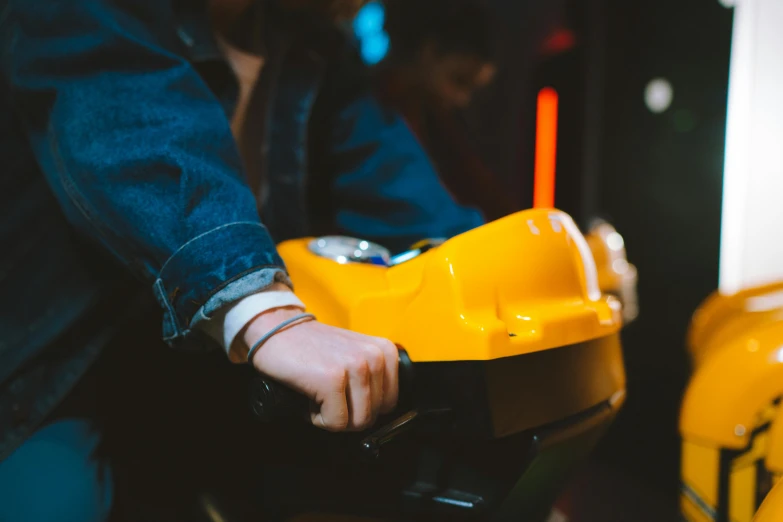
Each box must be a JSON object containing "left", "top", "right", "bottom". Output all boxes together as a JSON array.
[
  {"left": 680, "top": 312, "right": 783, "bottom": 522},
  {"left": 679, "top": 0, "right": 783, "bottom": 520},
  {"left": 247, "top": 208, "right": 627, "bottom": 522}
]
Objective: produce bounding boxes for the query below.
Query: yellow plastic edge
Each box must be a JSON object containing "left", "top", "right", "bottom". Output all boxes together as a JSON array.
[{"left": 278, "top": 209, "right": 622, "bottom": 362}]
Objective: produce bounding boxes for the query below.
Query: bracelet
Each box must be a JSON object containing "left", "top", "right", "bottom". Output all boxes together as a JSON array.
[{"left": 246, "top": 312, "right": 317, "bottom": 363}]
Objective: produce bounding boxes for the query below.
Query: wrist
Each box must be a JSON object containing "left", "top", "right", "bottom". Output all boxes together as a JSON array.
[
  {"left": 243, "top": 306, "right": 307, "bottom": 345},
  {"left": 229, "top": 305, "right": 306, "bottom": 363}
]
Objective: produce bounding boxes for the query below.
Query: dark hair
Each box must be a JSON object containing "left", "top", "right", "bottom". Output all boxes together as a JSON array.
[{"left": 383, "top": 0, "right": 495, "bottom": 62}]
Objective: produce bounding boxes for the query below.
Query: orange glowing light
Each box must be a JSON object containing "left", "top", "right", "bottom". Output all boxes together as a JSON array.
[{"left": 533, "top": 87, "right": 559, "bottom": 209}]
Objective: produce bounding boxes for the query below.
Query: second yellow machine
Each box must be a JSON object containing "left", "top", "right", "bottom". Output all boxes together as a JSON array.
[{"left": 681, "top": 283, "right": 783, "bottom": 522}]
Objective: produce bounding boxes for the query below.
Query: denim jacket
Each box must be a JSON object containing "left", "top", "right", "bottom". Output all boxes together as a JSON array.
[{"left": 0, "top": 0, "right": 483, "bottom": 460}]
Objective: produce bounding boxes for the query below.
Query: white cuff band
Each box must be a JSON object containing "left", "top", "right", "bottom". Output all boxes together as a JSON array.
[{"left": 222, "top": 291, "right": 306, "bottom": 352}]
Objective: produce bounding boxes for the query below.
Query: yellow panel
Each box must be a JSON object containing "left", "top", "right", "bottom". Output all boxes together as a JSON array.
[
  {"left": 681, "top": 405, "right": 778, "bottom": 521},
  {"left": 278, "top": 209, "right": 622, "bottom": 362},
  {"left": 730, "top": 463, "right": 756, "bottom": 522},
  {"left": 682, "top": 440, "right": 720, "bottom": 518}
]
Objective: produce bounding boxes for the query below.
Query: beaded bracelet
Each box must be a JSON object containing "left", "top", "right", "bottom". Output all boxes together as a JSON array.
[{"left": 246, "top": 312, "right": 317, "bottom": 363}]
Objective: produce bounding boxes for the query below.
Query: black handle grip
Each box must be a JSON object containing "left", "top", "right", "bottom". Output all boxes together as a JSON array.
[
  {"left": 249, "top": 348, "right": 413, "bottom": 422},
  {"left": 249, "top": 376, "right": 311, "bottom": 422}
]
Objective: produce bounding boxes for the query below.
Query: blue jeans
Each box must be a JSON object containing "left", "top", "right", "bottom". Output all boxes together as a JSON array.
[{"left": 0, "top": 418, "right": 112, "bottom": 522}]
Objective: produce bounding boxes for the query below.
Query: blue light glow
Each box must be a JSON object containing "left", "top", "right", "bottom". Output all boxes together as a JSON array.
[
  {"left": 361, "top": 33, "right": 389, "bottom": 64},
  {"left": 353, "top": 1, "right": 388, "bottom": 65}
]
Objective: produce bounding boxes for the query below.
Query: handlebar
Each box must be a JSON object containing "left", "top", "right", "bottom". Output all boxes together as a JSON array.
[{"left": 249, "top": 348, "right": 413, "bottom": 423}]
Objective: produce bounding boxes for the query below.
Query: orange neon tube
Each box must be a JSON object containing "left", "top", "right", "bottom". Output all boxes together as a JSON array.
[{"left": 533, "top": 87, "right": 559, "bottom": 208}]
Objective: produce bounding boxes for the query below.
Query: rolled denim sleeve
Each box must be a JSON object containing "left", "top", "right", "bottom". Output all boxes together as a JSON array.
[
  {"left": 0, "top": 0, "right": 288, "bottom": 343},
  {"left": 328, "top": 94, "right": 485, "bottom": 253}
]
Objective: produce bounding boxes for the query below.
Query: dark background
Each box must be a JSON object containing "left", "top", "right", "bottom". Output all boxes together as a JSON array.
[
  {"left": 100, "top": 2, "right": 735, "bottom": 519},
  {"left": 465, "top": 0, "right": 734, "bottom": 517}
]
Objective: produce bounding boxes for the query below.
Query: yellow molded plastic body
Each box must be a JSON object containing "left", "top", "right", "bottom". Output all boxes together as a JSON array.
[
  {"left": 681, "top": 282, "right": 783, "bottom": 522},
  {"left": 680, "top": 319, "right": 783, "bottom": 449},
  {"left": 688, "top": 282, "right": 783, "bottom": 368},
  {"left": 681, "top": 403, "right": 780, "bottom": 522},
  {"left": 278, "top": 209, "right": 622, "bottom": 363},
  {"left": 271, "top": 210, "right": 625, "bottom": 522}
]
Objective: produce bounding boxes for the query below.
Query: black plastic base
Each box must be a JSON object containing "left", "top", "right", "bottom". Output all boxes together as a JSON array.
[{"left": 258, "top": 399, "right": 616, "bottom": 521}]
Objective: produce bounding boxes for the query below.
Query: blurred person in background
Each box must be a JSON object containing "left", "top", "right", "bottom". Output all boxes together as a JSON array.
[
  {"left": 373, "top": 0, "right": 519, "bottom": 221},
  {"left": 215, "top": 0, "right": 484, "bottom": 249},
  {"left": 0, "top": 0, "right": 482, "bottom": 520}
]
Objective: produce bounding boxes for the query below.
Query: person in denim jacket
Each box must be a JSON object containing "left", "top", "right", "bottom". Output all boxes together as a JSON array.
[{"left": 0, "top": 0, "right": 483, "bottom": 519}]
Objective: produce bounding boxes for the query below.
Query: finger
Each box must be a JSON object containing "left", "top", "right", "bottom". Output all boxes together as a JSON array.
[
  {"left": 311, "top": 368, "right": 349, "bottom": 432},
  {"left": 346, "top": 356, "right": 374, "bottom": 430},
  {"left": 378, "top": 341, "right": 399, "bottom": 414},
  {"left": 363, "top": 344, "right": 385, "bottom": 422}
]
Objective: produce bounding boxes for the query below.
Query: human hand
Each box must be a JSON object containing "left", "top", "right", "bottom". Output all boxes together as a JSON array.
[{"left": 242, "top": 307, "right": 399, "bottom": 432}]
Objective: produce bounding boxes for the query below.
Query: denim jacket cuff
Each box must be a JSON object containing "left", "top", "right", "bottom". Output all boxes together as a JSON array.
[{"left": 152, "top": 222, "right": 288, "bottom": 343}]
